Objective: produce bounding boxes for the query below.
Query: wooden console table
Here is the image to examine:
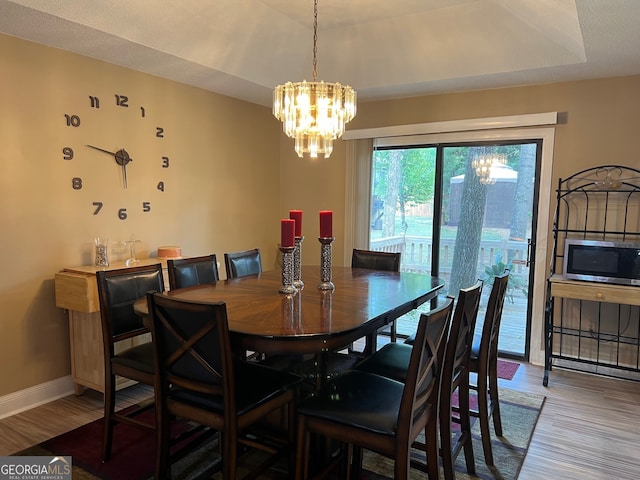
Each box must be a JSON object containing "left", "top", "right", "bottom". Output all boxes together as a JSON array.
[{"left": 55, "top": 259, "right": 168, "bottom": 395}]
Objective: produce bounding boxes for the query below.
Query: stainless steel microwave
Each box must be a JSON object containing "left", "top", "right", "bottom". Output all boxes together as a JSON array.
[{"left": 563, "top": 239, "right": 640, "bottom": 286}]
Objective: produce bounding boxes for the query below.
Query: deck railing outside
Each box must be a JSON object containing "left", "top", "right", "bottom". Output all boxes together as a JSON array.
[
  {"left": 370, "top": 235, "right": 528, "bottom": 279},
  {"left": 371, "top": 235, "right": 529, "bottom": 355}
]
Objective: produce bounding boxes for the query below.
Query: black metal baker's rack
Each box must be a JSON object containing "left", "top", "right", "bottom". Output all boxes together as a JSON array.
[{"left": 544, "top": 165, "right": 640, "bottom": 386}]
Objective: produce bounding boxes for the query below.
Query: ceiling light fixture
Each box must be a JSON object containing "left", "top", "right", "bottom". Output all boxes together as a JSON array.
[
  {"left": 472, "top": 153, "right": 507, "bottom": 185},
  {"left": 273, "top": 0, "right": 357, "bottom": 159}
]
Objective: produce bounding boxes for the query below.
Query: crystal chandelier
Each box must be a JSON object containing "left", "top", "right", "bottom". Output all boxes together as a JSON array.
[
  {"left": 273, "top": 0, "right": 357, "bottom": 159},
  {"left": 472, "top": 153, "right": 507, "bottom": 185}
]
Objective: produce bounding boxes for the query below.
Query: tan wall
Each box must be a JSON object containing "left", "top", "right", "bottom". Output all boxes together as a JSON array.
[
  {"left": 279, "top": 140, "right": 348, "bottom": 267},
  {"left": 0, "top": 34, "right": 281, "bottom": 396}
]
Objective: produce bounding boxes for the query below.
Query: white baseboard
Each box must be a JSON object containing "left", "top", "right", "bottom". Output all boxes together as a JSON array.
[{"left": 0, "top": 376, "right": 75, "bottom": 420}]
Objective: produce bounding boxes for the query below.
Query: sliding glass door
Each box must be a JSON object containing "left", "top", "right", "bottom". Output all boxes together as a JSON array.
[{"left": 369, "top": 141, "right": 541, "bottom": 358}]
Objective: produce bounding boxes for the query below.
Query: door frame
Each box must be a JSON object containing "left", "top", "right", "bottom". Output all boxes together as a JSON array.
[{"left": 344, "top": 114, "right": 556, "bottom": 366}]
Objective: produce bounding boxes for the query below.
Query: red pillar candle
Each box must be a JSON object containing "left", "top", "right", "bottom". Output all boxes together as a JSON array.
[
  {"left": 319, "top": 210, "right": 333, "bottom": 238},
  {"left": 281, "top": 219, "right": 295, "bottom": 247},
  {"left": 289, "top": 210, "right": 303, "bottom": 237}
]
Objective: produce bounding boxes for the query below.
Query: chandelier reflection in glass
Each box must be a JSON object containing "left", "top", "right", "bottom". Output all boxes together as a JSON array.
[
  {"left": 472, "top": 153, "right": 507, "bottom": 185},
  {"left": 273, "top": 0, "right": 357, "bottom": 159}
]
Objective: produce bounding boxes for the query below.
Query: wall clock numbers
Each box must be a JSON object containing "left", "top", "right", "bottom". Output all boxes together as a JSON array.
[{"left": 62, "top": 93, "right": 171, "bottom": 220}]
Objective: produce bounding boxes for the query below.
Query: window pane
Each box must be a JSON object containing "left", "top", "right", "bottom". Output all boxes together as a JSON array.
[{"left": 370, "top": 147, "right": 436, "bottom": 273}]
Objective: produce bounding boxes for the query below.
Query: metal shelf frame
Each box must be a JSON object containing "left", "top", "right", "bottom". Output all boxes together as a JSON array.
[{"left": 544, "top": 165, "right": 640, "bottom": 386}]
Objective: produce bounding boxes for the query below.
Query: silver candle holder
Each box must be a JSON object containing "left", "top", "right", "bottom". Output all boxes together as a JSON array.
[
  {"left": 318, "top": 237, "right": 335, "bottom": 291},
  {"left": 293, "top": 236, "right": 304, "bottom": 290},
  {"left": 279, "top": 245, "right": 297, "bottom": 295}
]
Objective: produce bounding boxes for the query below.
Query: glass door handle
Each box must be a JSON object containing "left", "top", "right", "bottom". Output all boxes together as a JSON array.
[{"left": 526, "top": 238, "right": 534, "bottom": 267}]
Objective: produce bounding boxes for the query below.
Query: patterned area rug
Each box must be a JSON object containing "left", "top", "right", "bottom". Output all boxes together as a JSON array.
[
  {"left": 15, "top": 386, "right": 543, "bottom": 480},
  {"left": 496, "top": 360, "right": 519, "bottom": 381},
  {"left": 363, "top": 387, "right": 544, "bottom": 480}
]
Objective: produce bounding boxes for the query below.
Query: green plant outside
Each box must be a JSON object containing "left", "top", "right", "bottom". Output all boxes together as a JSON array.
[{"left": 483, "top": 261, "right": 528, "bottom": 303}]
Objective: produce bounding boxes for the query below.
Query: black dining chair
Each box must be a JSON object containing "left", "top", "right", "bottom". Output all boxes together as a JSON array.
[
  {"left": 167, "top": 254, "right": 219, "bottom": 290},
  {"left": 96, "top": 263, "right": 165, "bottom": 461},
  {"left": 224, "top": 248, "right": 268, "bottom": 360},
  {"left": 351, "top": 248, "right": 401, "bottom": 353},
  {"left": 468, "top": 271, "right": 510, "bottom": 466},
  {"left": 355, "top": 280, "right": 483, "bottom": 480},
  {"left": 146, "top": 292, "right": 302, "bottom": 479},
  {"left": 351, "top": 248, "right": 401, "bottom": 272},
  {"left": 295, "top": 297, "right": 453, "bottom": 480},
  {"left": 224, "top": 248, "right": 262, "bottom": 279},
  {"left": 437, "top": 280, "right": 482, "bottom": 480}
]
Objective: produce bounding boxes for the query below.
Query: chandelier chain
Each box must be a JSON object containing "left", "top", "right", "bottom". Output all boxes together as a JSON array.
[
  {"left": 312, "top": 0, "right": 318, "bottom": 81},
  {"left": 272, "top": 0, "right": 356, "bottom": 158}
]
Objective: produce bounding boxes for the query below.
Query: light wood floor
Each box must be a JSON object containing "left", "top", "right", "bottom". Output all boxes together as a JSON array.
[
  {"left": 0, "top": 383, "right": 153, "bottom": 456},
  {"left": 1, "top": 363, "right": 640, "bottom": 479},
  {"left": 507, "top": 363, "right": 640, "bottom": 480}
]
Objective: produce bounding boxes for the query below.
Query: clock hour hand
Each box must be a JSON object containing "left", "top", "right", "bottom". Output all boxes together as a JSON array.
[
  {"left": 122, "top": 162, "right": 128, "bottom": 189},
  {"left": 115, "top": 149, "right": 132, "bottom": 189}
]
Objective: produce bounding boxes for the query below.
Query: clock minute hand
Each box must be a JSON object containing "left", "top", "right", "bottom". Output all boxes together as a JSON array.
[{"left": 86, "top": 144, "right": 117, "bottom": 156}]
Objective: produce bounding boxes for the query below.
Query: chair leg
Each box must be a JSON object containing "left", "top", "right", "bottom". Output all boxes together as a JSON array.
[
  {"left": 439, "top": 388, "right": 455, "bottom": 480},
  {"left": 350, "top": 444, "right": 363, "bottom": 479},
  {"left": 390, "top": 320, "right": 397, "bottom": 343},
  {"left": 295, "top": 417, "right": 309, "bottom": 480},
  {"left": 287, "top": 401, "right": 297, "bottom": 476},
  {"left": 155, "top": 411, "right": 171, "bottom": 480},
  {"left": 424, "top": 416, "right": 441, "bottom": 480},
  {"left": 101, "top": 374, "right": 116, "bottom": 461},
  {"left": 488, "top": 355, "right": 503, "bottom": 436},
  {"left": 222, "top": 430, "right": 238, "bottom": 480},
  {"left": 394, "top": 445, "right": 410, "bottom": 480},
  {"left": 476, "top": 371, "right": 494, "bottom": 466},
  {"left": 457, "top": 378, "right": 476, "bottom": 475}
]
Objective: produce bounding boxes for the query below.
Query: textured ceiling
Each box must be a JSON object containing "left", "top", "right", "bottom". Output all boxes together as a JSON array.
[{"left": 1, "top": 0, "right": 639, "bottom": 106}]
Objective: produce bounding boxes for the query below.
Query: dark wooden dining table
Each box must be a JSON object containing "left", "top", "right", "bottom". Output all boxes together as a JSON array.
[{"left": 136, "top": 265, "right": 444, "bottom": 388}]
